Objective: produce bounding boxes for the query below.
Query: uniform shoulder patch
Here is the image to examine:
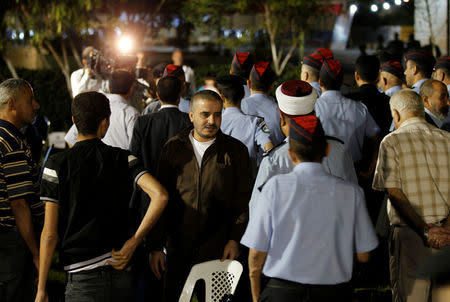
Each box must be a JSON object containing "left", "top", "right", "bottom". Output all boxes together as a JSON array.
[{"left": 263, "top": 141, "right": 287, "bottom": 157}]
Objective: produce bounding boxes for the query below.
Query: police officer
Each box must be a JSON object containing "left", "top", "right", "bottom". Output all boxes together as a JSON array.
[
  {"left": 380, "top": 60, "right": 404, "bottom": 97},
  {"left": 215, "top": 75, "right": 274, "bottom": 174},
  {"left": 250, "top": 80, "right": 357, "bottom": 213},
  {"left": 404, "top": 48, "right": 436, "bottom": 94},
  {"left": 230, "top": 52, "right": 254, "bottom": 98},
  {"left": 241, "top": 114, "right": 378, "bottom": 302},
  {"left": 241, "top": 62, "right": 285, "bottom": 145},
  {"left": 300, "top": 48, "right": 334, "bottom": 97}
]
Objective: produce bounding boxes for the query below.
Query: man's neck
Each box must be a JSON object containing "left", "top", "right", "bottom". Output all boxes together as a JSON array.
[
  {"left": 192, "top": 131, "right": 216, "bottom": 143},
  {"left": 412, "top": 76, "right": 426, "bottom": 87},
  {"left": 160, "top": 100, "right": 179, "bottom": 107},
  {"left": 223, "top": 102, "right": 240, "bottom": 109},
  {"left": 250, "top": 90, "right": 266, "bottom": 95},
  {"left": 77, "top": 133, "right": 100, "bottom": 142},
  {"left": 384, "top": 81, "right": 402, "bottom": 91},
  {"left": 0, "top": 114, "right": 22, "bottom": 130}
]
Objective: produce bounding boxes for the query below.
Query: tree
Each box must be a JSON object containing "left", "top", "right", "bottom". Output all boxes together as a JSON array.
[
  {"left": 184, "top": 0, "right": 329, "bottom": 76},
  {"left": 5, "top": 0, "right": 103, "bottom": 95}
]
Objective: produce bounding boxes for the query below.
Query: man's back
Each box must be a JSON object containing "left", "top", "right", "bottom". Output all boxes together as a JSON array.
[
  {"left": 243, "top": 162, "right": 378, "bottom": 284},
  {"left": 40, "top": 139, "right": 137, "bottom": 266},
  {"left": 220, "top": 107, "right": 270, "bottom": 166},
  {"left": 315, "top": 90, "right": 380, "bottom": 162},
  {"left": 373, "top": 117, "right": 450, "bottom": 225},
  {"left": 130, "top": 107, "right": 191, "bottom": 174},
  {"left": 347, "top": 84, "right": 391, "bottom": 135},
  {"left": 241, "top": 93, "right": 285, "bottom": 145},
  {"left": 249, "top": 137, "right": 357, "bottom": 213}
]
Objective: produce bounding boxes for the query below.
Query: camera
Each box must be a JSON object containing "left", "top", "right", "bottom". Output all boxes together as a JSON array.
[{"left": 87, "top": 49, "right": 139, "bottom": 78}]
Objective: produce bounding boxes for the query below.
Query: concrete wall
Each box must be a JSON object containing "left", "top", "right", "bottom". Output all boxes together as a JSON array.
[{"left": 415, "top": 0, "right": 448, "bottom": 55}]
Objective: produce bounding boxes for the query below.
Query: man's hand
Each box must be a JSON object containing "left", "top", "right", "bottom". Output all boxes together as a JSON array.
[
  {"left": 428, "top": 226, "right": 450, "bottom": 249},
  {"left": 221, "top": 240, "right": 240, "bottom": 262},
  {"left": 34, "top": 290, "right": 49, "bottom": 302},
  {"left": 149, "top": 251, "right": 166, "bottom": 279},
  {"left": 108, "top": 237, "right": 139, "bottom": 270}
]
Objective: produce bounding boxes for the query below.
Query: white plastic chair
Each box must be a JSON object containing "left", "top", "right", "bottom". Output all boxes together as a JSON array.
[{"left": 179, "top": 259, "right": 243, "bottom": 302}]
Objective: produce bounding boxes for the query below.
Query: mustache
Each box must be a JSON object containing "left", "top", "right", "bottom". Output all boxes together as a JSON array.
[{"left": 203, "top": 124, "right": 217, "bottom": 129}]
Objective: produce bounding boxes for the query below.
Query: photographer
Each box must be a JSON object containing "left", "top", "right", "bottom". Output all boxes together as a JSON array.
[{"left": 70, "top": 46, "right": 106, "bottom": 98}]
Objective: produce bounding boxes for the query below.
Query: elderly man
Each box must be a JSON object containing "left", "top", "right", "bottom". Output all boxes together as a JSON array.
[
  {"left": 373, "top": 89, "right": 450, "bottom": 302},
  {"left": 148, "top": 90, "right": 253, "bottom": 301},
  {"left": 404, "top": 49, "right": 436, "bottom": 94},
  {"left": 0, "top": 79, "right": 43, "bottom": 301},
  {"left": 420, "top": 79, "right": 449, "bottom": 129},
  {"left": 242, "top": 115, "right": 378, "bottom": 302},
  {"left": 433, "top": 57, "right": 450, "bottom": 95}
]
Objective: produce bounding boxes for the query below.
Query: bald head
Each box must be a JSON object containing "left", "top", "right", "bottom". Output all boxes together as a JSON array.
[
  {"left": 190, "top": 90, "right": 223, "bottom": 112},
  {"left": 300, "top": 64, "right": 319, "bottom": 82}
]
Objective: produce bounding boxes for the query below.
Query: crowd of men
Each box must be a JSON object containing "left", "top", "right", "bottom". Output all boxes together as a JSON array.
[{"left": 0, "top": 43, "right": 449, "bottom": 302}]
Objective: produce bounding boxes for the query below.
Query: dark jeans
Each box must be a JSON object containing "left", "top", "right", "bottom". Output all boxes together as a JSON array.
[
  {"left": 65, "top": 266, "right": 133, "bottom": 302},
  {"left": 259, "top": 278, "right": 352, "bottom": 302},
  {"left": 0, "top": 228, "right": 35, "bottom": 302}
]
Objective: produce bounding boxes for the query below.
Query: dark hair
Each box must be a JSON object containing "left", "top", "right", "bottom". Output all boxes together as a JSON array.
[
  {"left": 215, "top": 75, "right": 245, "bottom": 104},
  {"left": 319, "top": 70, "right": 343, "bottom": 91},
  {"left": 408, "top": 59, "right": 434, "bottom": 78},
  {"left": 355, "top": 55, "right": 380, "bottom": 83},
  {"left": 157, "top": 76, "right": 182, "bottom": 105},
  {"left": 72, "top": 91, "right": 111, "bottom": 135},
  {"left": 249, "top": 69, "right": 275, "bottom": 92},
  {"left": 109, "top": 69, "right": 134, "bottom": 95},
  {"left": 288, "top": 135, "right": 327, "bottom": 162}
]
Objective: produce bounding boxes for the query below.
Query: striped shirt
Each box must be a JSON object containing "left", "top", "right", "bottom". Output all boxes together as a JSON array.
[{"left": 0, "top": 119, "right": 43, "bottom": 228}]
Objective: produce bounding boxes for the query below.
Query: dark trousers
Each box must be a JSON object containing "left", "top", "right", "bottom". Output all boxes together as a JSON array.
[
  {"left": 65, "top": 266, "right": 133, "bottom": 302},
  {"left": 259, "top": 278, "right": 352, "bottom": 302},
  {"left": 0, "top": 228, "right": 35, "bottom": 302}
]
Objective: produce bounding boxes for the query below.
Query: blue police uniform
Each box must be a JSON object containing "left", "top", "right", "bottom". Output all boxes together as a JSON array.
[
  {"left": 315, "top": 90, "right": 380, "bottom": 162},
  {"left": 141, "top": 97, "right": 190, "bottom": 115},
  {"left": 309, "top": 81, "right": 322, "bottom": 97},
  {"left": 220, "top": 107, "right": 271, "bottom": 169},
  {"left": 241, "top": 93, "right": 285, "bottom": 145},
  {"left": 249, "top": 137, "right": 357, "bottom": 214},
  {"left": 411, "top": 78, "right": 429, "bottom": 94},
  {"left": 384, "top": 85, "right": 402, "bottom": 98},
  {"left": 242, "top": 162, "right": 378, "bottom": 285}
]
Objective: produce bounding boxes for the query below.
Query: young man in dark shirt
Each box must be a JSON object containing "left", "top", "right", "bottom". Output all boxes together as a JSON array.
[{"left": 36, "top": 91, "right": 168, "bottom": 302}]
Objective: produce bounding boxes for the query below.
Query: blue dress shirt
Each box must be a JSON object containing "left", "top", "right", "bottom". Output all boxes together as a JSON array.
[{"left": 241, "top": 162, "right": 378, "bottom": 285}]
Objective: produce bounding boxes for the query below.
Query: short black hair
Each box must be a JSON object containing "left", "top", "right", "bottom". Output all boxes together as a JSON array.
[
  {"left": 157, "top": 76, "right": 182, "bottom": 105},
  {"left": 409, "top": 59, "right": 434, "bottom": 78},
  {"left": 355, "top": 55, "right": 380, "bottom": 83},
  {"left": 249, "top": 69, "right": 275, "bottom": 92},
  {"left": 289, "top": 134, "right": 327, "bottom": 162},
  {"left": 72, "top": 91, "right": 111, "bottom": 135},
  {"left": 109, "top": 69, "right": 134, "bottom": 95},
  {"left": 215, "top": 75, "right": 245, "bottom": 104},
  {"left": 319, "top": 69, "right": 343, "bottom": 91},
  {"left": 191, "top": 90, "right": 223, "bottom": 111}
]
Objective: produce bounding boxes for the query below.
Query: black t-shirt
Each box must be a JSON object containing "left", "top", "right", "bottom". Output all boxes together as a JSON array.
[{"left": 40, "top": 138, "right": 146, "bottom": 266}]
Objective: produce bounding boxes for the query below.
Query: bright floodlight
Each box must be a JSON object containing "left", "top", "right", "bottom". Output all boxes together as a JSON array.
[
  {"left": 118, "top": 36, "right": 133, "bottom": 53},
  {"left": 350, "top": 4, "right": 358, "bottom": 14},
  {"left": 371, "top": 4, "right": 378, "bottom": 12},
  {"left": 395, "top": 0, "right": 402, "bottom": 5},
  {"left": 403, "top": 0, "right": 410, "bottom": 2},
  {"left": 383, "top": 2, "right": 391, "bottom": 10}
]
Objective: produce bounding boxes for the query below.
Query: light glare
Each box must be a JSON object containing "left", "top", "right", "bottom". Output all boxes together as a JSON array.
[
  {"left": 395, "top": 0, "right": 402, "bottom": 5},
  {"left": 118, "top": 37, "right": 133, "bottom": 53},
  {"left": 350, "top": 4, "right": 358, "bottom": 14},
  {"left": 371, "top": 4, "right": 378, "bottom": 12},
  {"left": 383, "top": 3, "right": 391, "bottom": 10}
]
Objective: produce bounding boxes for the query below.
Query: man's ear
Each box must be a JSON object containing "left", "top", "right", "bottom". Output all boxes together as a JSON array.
[
  {"left": 72, "top": 116, "right": 75, "bottom": 124},
  {"left": 355, "top": 71, "right": 360, "bottom": 82},
  {"left": 189, "top": 110, "right": 194, "bottom": 122},
  {"left": 280, "top": 113, "right": 287, "bottom": 127},
  {"left": 302, "top": 71, "right": 308, "bottom": 81},
  {"left": 324, "top": 142, "right": 331, "bottom": 157},
  {"left": 412, "top": 64, "right": 419, "bottom": 76},
  {"left": 422, "top": 95, "right": 430, "bottom": 107},
  {"left": 247, "top": 79, "right": 251, "bottom": 90},
  {"left": 383, "top": 77, "right": 388, "bottom": 86},
  {"left": 318, "top": 79, "right": 324, "bottom": 89},
  {"left": 392, "top": 109, "right": 400, "bottom": 123},
  {"left": 7, "top": 99, "right": 15, "bottom": 111}
]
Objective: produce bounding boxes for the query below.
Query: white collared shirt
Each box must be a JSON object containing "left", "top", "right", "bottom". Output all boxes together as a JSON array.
[
  {"left": 64, "top": 94, "right": 139, "bottom": 150},
  {"left": 384, "top": 85, "right": 402, "bottom": 97}
]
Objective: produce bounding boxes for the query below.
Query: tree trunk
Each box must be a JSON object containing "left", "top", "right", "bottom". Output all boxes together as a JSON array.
[
  {"left": 2, "top": 54, "right": 19, "bottom": 78},
  {"left": 68, "top": 36, "right": 83, "bottom": 69},
  {"left": 44, "top": 39, "right": 72, "bottom": 96},
  {"left": 298, "top": 30, "right": 305, "bottom": 70}
]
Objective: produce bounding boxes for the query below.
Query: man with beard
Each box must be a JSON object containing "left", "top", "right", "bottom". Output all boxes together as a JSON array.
[
  {"left": 420, "top": 79, "right": 449, "bottom": 130},
  {"left": 148, "top": 90, "right": 253, "bottom": 301}
]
